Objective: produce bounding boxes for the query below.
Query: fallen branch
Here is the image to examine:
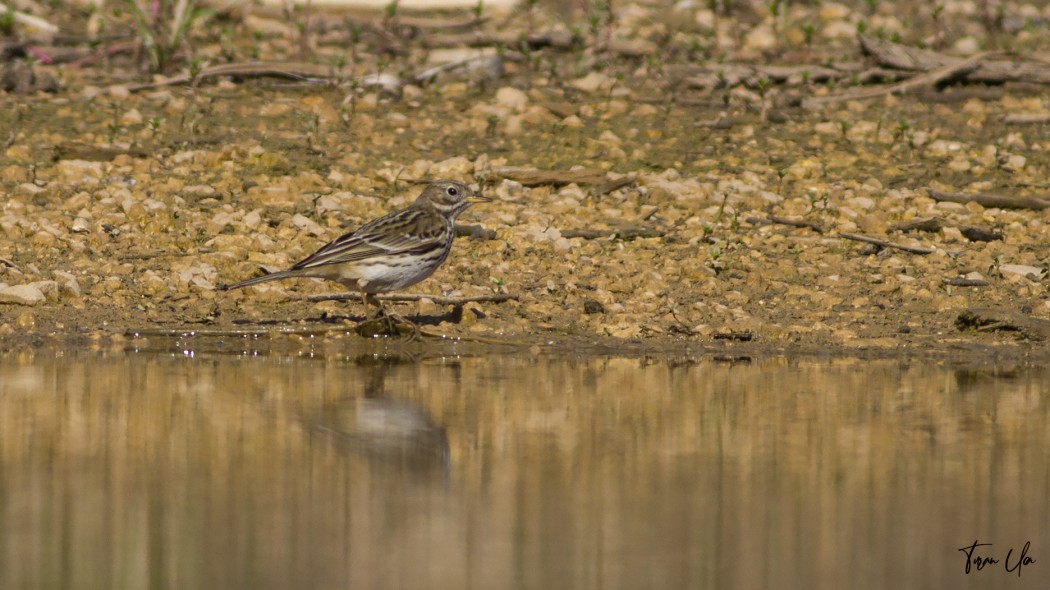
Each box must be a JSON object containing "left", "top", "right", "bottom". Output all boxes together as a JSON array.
[
  {"left": 414, "top": 53, "right": 503, "bottom": 84},
  {"left": 561, "top": 226, "right": 664, "bottom": 240},
  {"left": 488, "top": 166, "right": 617, "bottom": 186},
  {"left": 929, "top": 189, "right": 1050, "bottom": 210},
  {"left": 956, "top": 307, "right": 1050, "bottom": 341},
  {"left": 306, "top": 292, "right": 518, "bottom": 305},
  {"left": 803, "top": 49, "right": 994, "bottom": 108},
  {"left": 127, "top": 325, "right": 358, "bottom": 338},
  {"left": 126, "top": 62, "right": 401, "bottom": 93},
  {"left": 838, "top": 232, "right": 936, "bottom": 254},
  {"left": 889, "top": 217, "right": 1002, "bottom": 242},
  {"left": 767, "top": 215, "right": 825, "bottom": 233},
  {"left": 889, "top": 217, "right": 946, "bottom": 233},
  {"left": 1003, "top": 113, "right": 1050, "bottom": 124},
  {"left": 860, "top": 34, "right": 1050, "bottom": 84},
  {"left": 672, "top": 63, "right": 843, "bottom": 90},
  {"left": 960, "top": 227, "right": 1003, "bottom": 242},
  {"left": 944, "top": 277, "right": 989, "bottom": 287}
]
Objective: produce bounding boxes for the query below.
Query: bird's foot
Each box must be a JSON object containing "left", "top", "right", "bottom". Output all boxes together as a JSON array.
[{"left": 356, "top": 310, "right": 421, "bottom": 340}]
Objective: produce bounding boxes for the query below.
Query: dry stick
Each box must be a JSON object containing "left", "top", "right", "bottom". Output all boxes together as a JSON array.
[
  {"left": 956, "top": 308, "right": 1050, "bottom": 341},
  {"left": 802, "top": 51, "right": 996, "bottom": 108},
  {"left": 766, "top": 215, "right": 825, "bottom": 233},
  {"left": 860, "top": 34, "right": 1050, "bottom": 84},
  {"left": 126, "top": 324, "right": 533, "bottom": 346},
  {"left": 561, "top": 227, "right": 664, "bottom": 240},
  {"left": 126, "top": 62, "right": 345, "bottom": 91},
  {"left": 838, "top": 232, "right": 936, "bottom": 255},
  {"left": 305, "top": 293, "right": 519, "bottom": 304},
  {"left": 929, "top": 189, "right": 1050, "bottom": 210},
  {"left": 889, "top": 217, "right": 946, "bottom": 233},
  {"left": 1003, "top": 113, "right": 1050, "bottom": 124},
  {"left": 489, "top": 166, "right": 614, "bottom": 186}
]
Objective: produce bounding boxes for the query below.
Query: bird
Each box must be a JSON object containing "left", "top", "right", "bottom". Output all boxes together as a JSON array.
[{"left": 222, "top": 179, "right": 489, "bottom": 322}]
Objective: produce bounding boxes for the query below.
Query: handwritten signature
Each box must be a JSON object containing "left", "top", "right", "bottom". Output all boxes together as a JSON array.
[{"left": 959, "top": 540, "right": 1036, "bottom": 576}]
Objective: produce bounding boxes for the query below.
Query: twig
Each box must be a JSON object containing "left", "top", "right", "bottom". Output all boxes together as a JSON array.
[
  {"left": 929, "top": 189, "right": 1050, "bottom": 210},
  {"left": 413, "top": 53, "right": 503, "bottom": 84},
  {"left": 956, "top": 307, "right": 1050, "bottom": 340},
  {"left": 1003, "top": 113, "right": 1050, "bottom": 124},
  {"left": 68, "top": 41, "right": 140, "bottom": 67},
  {"left": 838, "top": 232, "right": 936, "bottom": 254},
  {"left": 125, "top": 323, "right": 534, "bottom": 346},
  {"left": 488, "top": 166, "right": 616, "bottom": 186},
  {"left": 889, "top": 217, "right": 946, "bottom": 233},
  {"left": 803, "top": 50, "right": 995, "bottom": 108},
  {"left": 766, "top": 215, "right": 825, "bottom": 233},
  {"left": 860, "top": 34, "right": 1050, "bottom": 84},
  {"left": 124, "top": 62, "right": 402, "bottom": 92},
  {"left": 561, "top": 226, "right": 664, "bottom": 240},
  {"left": 305, "top": 292, "right": 518, "bottom": 305},
  {"left": 944, "top": 277, "right": 989, "bottom": 287}
]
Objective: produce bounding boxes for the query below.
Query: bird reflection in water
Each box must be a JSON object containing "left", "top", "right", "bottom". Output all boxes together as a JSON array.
[{"left": 305, "top": 355, "right": 450, "bottom": 478}]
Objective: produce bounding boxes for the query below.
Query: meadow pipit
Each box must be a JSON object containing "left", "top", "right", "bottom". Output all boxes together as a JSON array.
[{"left": 223, "top": 180, "right": 489, "bottom": 323}]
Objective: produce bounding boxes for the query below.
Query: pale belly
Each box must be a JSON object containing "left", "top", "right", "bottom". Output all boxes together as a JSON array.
[{"left": 309, "top": 259, "right": 441, "bottom": 294}]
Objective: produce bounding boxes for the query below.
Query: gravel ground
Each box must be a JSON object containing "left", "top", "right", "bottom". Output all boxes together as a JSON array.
[{"left": 1, "top": 1, "right": 1049, "bottom": 357}]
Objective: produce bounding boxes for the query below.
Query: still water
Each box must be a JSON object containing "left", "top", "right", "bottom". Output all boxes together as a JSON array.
[{"left": 1, "top": 339, "right": 1047, "bottom": 590}]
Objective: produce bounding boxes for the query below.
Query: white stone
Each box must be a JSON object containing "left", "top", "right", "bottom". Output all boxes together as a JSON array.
[
  {"left": 818, "top": 2, "right": 851, "bottom": 20},
  {"left": 121, "top": 108, "right": 144, "bottom": 126},
  {"left": 570, "top": 72, "right": 614, "bottom": 94},
  {"left": 494, "top": 86, "right": 528, "bottom": 112},
  {"left": 0, "top": 284, "right": 46, "bottom": 305},
  {"left": 53, "top": 271, "right": 82, "bottom": 296},
  {"left": 823, "top": 20, "right": 858, "bottom": 39},
  {"left": 291, "top": 214, "right": 325, "bottom": 236},
  {"left": 999, "top": 264, "right": 1044, "bottom": 279},
  {"left": 953, "top": 36, "right": 981, "bottom": 55}
]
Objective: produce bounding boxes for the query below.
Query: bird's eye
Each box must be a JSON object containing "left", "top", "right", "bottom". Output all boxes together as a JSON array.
[{"left": 446, "top": 186, "right": 458, "bottom": 196}]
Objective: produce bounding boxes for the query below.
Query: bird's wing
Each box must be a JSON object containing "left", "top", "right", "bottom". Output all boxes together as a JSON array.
[{"left": 290, "top": 209, "right": 448, "bottom": 270}]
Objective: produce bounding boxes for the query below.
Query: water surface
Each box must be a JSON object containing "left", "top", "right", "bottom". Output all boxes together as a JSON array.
[{"left": 1, "top": 341, "right": 1047, "bottom": 589}]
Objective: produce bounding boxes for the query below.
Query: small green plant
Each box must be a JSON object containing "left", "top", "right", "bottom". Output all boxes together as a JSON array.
[
  {"left": 767, "top": 0, "right": 783, "bottom": 19},
  {"left": 107, "top": 102, "right": 121, "bottom": 142},
  {"left": 931, "top": 4, "right": 945, "bottom": 49},
  {"left": 383, "top": 0, "right": 399, "bottom": 30},
  {"left": 123, "top": 0, "right": 214, "bottom": 72},
  {"left": 525, "top": 0, "right": 539, "bottom": 35},
  {"left": 767, "top": 0, "right": 784, "bottom": 41},
  {"left": 801, "top": 21, "right": 816, "bottom": 45},
  {"left": 896, "top": 118, "right": 909, "bottom": 141},
  {"left": 188, "top": 55, "right": 204, "bottom": 86},
  {"left": 0, "top": 9, "right": 16, "bottom": 35},
  {"left": 485, "top": 114, "right": 500, "bottom": 137}
]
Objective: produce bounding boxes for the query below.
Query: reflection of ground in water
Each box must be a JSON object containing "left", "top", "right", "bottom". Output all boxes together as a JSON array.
[{"left": 1, "top": 344, "right": 1047, "bottom": 589}]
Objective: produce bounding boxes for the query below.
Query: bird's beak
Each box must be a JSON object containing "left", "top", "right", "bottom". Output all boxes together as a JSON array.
[{"left": 468, "top": 193, "right": 492, "bottom": 203}]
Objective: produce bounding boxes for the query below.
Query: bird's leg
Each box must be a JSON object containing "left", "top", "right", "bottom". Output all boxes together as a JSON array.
[
  {"left": 362, "top": 291, "right": 386, "bottom": 319},
  {"left": 356, "top": 290, "right": 420, "bottom": 338}
]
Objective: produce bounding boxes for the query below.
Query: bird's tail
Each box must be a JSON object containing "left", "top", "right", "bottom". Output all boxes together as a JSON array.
[{"left": 218, "top": 269, "right": 295, "bottom": 291}]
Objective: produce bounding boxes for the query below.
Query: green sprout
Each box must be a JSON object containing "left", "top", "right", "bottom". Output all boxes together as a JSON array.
[{"left": 123, "top": 0, "right": 215, "bottom": 72}]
